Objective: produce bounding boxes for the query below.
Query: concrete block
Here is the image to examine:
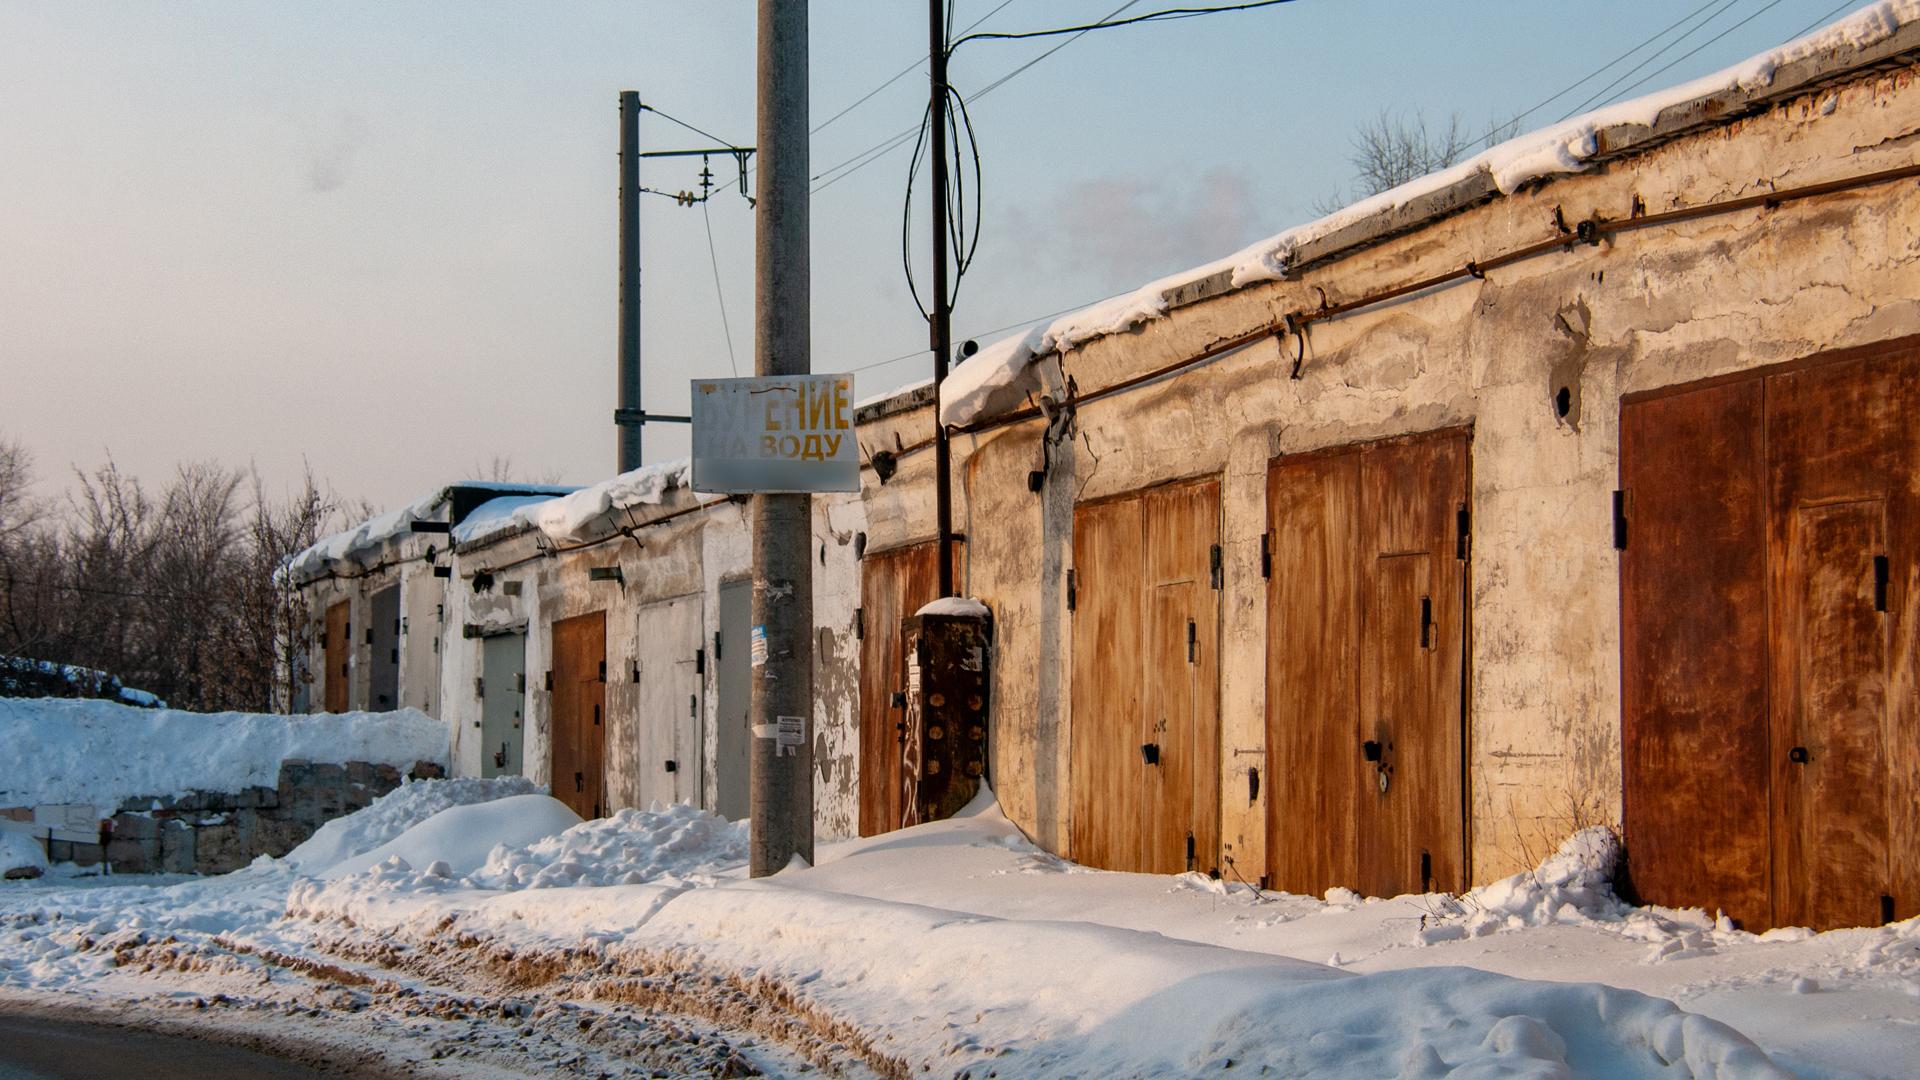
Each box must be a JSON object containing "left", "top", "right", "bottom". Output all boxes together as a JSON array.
[
  {"left": 159, "top": 821, "right": 196, "bottom": 874},
  {"left": 106, "top": 837, "right": 154, "bottom": 873},
  {"left": 110, "top": 813, "right": 159, "bottom": 841},
  {"left": 194, "top": 822, "right": 249, "bottom": 875},
  {"left": 235, "top": 786, "right": 279, "bottom": 810},
  {"left": 255, "top": 818, "right": 310, "bottom": 859}
]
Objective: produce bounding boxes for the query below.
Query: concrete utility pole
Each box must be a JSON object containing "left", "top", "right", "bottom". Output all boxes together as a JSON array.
[
  {"left": 749, "top": 0, "right": 814, "bottom": 877},
  {"left": 928, "top": 0, "right": 956, "bottom": 598},
  {"left": 617, "top": 90, "right": 643, "bottom": 473}
]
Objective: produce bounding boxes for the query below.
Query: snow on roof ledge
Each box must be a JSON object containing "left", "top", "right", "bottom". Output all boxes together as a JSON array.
[{"left": 939, "top": 1, "right": 1920, "bottom": 429}]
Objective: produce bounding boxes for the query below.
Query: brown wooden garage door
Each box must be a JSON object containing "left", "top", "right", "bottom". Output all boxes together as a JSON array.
[
  {"left": 1622, "top": 336, "right": 1920, "bottom": 931},
  {"left": 1070, "top": 477, "right": 1221, "bottom": 876},
  {"left": 857, "top": 540, "right": 958, "bottom": 836},
  {"left": 550, "top": 610, "right": 608, "bottom": 820},
  {"left": 1265, "top": 428, "right": 1469, "bottom": 899},
  {"left": 323, "top": 601, "right": 350, "bottom": 714}
]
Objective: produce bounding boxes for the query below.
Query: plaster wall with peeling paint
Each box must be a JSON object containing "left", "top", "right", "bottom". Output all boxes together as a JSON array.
[
  {"left": 434, "top": 492, "right": 864, "bottom": 839},
  {"left": 858, "top": 64, "right": 1920, "bottom": 884}
]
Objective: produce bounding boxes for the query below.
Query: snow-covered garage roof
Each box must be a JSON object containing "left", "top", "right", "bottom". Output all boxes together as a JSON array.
[{"left": 939, "top": 1, "right": 1920, "bottom": 428}]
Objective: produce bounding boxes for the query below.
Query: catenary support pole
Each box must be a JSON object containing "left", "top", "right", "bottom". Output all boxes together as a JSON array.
[
  {"left": 749, "top": 0, "right": 814, "bottom": 877},
  {"left": 929, "top": 0, "right": 956, "bottom": 598},
  {"left": 617, "top": 90, "right": 643, "bottom": 474}
]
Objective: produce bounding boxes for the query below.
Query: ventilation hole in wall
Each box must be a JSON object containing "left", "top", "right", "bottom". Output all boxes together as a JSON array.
[{"left": 1554, "top": 386, "right": 1572, "bottom": 419}]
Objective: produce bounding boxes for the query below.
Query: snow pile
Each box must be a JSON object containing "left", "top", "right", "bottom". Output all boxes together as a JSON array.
[
  {"left": 525, "top": 459, "right": 692, "bottom": 543},
  {"left": 284, "top": 488, "right": 446, "bottom": 581},
  {"left": 449, "top": 494, "right": 553, "bottom": 547},
  {"left": 1419, "top": 827, "right": 1630, "bottom": 943},
  {"left": 940, "top": 1, "right": 1920, "bottom": 427},
  {"left": 316, "top": 794, "right": 581, "bottom": 880},
  {"left": 0, "top": 831, "right": 47, "bottom": 878},
  {"left": 915, "top": 596, "right": 990, "bottom": 618},
  {"left": 283, "top": 776, "right": 540, "bottom": 875},
  {"left": 471, "top": 803, "right": 748, "bottom": 889},
  {"left": 0, "top": 698, "right": 446, "bottom": 812},
  {"left": 1, "top": 656, "right": 164, "bottom": 709}
]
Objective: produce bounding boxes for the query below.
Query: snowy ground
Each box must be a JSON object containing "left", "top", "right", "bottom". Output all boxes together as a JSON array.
[{"left": 3, "top": 782, "right": 1916, "bottom": 1078}]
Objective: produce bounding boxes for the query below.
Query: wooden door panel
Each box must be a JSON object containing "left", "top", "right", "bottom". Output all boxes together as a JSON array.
[
  {"left": 858, "top": 542, "right": 946, "bottom": 836},
  {"left": 1266, "top": 453, "right": 1360, "bottom": 893},
  {"left": 1775, "top": 501, "right": 1890, "bottom": 928},
  {"left": 1144, "top": 480, "right": 1221, "bottom": 876},
  {"left": 323, "top": 601, "right": 350, "bottom": 714},
  {"left": 1621, "top": 379, "right": 1772, "bottom": 925},
  {"left": 1145, "top": 583, "right": 1200, "bottom": 874},
  {"left": 1267, "top": 430, "right": 1466, "bottom": 899},
  {"left": 551, "top": 611, "right": 607, "bottom": 820},
  {"left": 1070, "top": 498, "right": 1145, "bottom": 870},
  {"left": 1357, "top": 553, "right": 1426, "bottom": 896}
]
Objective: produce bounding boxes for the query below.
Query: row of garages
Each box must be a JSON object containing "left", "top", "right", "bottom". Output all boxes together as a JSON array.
[{"left": 291, "top": 21, "right": 1920, "bottom": 930}]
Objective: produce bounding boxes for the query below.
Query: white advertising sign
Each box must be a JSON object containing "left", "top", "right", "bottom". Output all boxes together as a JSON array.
[{"left": 691, "top": 375, "right": 859, "bottom": 493}]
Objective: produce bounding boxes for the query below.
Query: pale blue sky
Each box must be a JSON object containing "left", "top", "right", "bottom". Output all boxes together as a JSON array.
[{"left": 0, "top": 1, "right": 1864, "bottom": 510}]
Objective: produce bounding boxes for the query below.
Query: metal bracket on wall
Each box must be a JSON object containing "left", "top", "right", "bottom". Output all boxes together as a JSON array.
[
  {"left": 1066, "top": 569, "right": 1077, "bottom": 612},
  {"left": 1612, "top": 490, "right": 1629, "bottom": 550},
  {"left": 1260, "top": 533, "right": 1272, "bottom": 578},
  {"left": 1209, "top": 544, "right": 1223, "bottom": 589}
]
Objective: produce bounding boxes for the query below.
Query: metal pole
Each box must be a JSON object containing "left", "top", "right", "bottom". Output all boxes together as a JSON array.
[
  {"left": 929, "top": 0, "right": 956, "bottom": 598},
  {"left": 749, "top": 0, "right": 814, "bottom": 877},
  {"left": 617, "top": 90, "right": 643, "bottom": 474}
]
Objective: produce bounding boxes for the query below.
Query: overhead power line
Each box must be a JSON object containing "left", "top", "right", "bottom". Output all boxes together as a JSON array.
[
  {"left": 812, "top": 0, "right": 1021, "bottom": 136},
  {"left": 1468, "top": 0, "right": 1728, "bottom": 152},
  {"left": 1593, "top": 0, "right": 1799, "bottom": 111},
  {"left": 812, "top": 0, "right": 1144, "bottom": 193},
  {"left": 948, "top": 0, "right": 1299, "bottom": 48},
  {"left": 1782, "top": 0, "right": 1863, "bottom": 43},
  {"left": 1560, "top": 0, "right": 1747, "bottom": 121}
]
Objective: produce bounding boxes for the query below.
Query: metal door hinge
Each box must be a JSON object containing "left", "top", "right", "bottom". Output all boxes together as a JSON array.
[
  {"left": 1874, "top": 554, "right": 1890, "bottom": 612},
  {"left": 1186, "top": 618, "right": 1197, "bottom": 663},
  {"left": 515, "top": 672, "right": 525, "bottom": 693},
  {"left": 544, "top": 670, "right": 554, "bottom": 691},
  {"left": 713, "top": 631, "right": 722, "bottom": 660},
  {"left": 1612, "top": 490, "right": 1628, "bottom": 550},
  {"left": 1419, "top": 596, "right": 1433, "bottom": 648},
  {"left": 688, "top": 693, "right": 697, "bottom": 717},
  {"left": 1456, "top": 504, "right": 1471, "bottom": 561},
  {"left": 1209, "top": 544, "right": 1223, "bottom": 589},
  {"left": 1186, "top": 832, "right": 1196, "bottom": 872},
  {"left": 854, "top": 607, "right": 863, "bottom": 640},
  {"left": 597, "top": 660, "right": 607, "bottom": 683},
  {"left": 1066, "top": 568, "right": 1077, "bottom": 612},
  {"left": 1260, "top": 532, "right": 1272, "bottom": 579},
  {"left": 364, "top": 627, "right": 374, "bottom": 645},
  {"left": 475, "top": 677, "right": 485, "bottom": 699}
]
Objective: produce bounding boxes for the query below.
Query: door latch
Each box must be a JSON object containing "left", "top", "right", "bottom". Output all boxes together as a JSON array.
[
  {"left": 493, "top": 743, "right": 507, "bottom": 768},
  {"left": 1362, "top": 739, "right": 1383, "bottom": 762},
  {"left": 574, "top": 771, "right": 584, "bottom": 792},
  {"left": 1789, "top": 746, "right": 1809, "bottom": 764},
  {"left": 665, "top": 759, "right": 678, "bottom": 773},
  {"left": 1140, "top": 743, "right": 1160, "bottom": 766}
]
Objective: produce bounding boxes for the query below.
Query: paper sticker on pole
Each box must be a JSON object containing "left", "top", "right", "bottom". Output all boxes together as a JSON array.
[{"left": 691, "top": 375, "right": 858, "bottom": 493}]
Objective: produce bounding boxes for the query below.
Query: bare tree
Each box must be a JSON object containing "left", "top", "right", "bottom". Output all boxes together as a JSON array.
[
  {"left": 470, "top": 454, "right": 563, "bottom": 486},
  {"left": 238, "top": 466, "right": 336, "bottom": 712},
  {"left": 1316, "top": 110, "right": 1520, "bottom": 214}
]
